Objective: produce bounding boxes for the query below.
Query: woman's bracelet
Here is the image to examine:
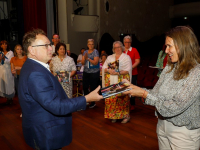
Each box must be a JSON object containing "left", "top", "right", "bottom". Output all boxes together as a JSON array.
[
  {"left": 141, "top": 90, "right": 146, "bottom": 103},
  {"left": 142, "top": 90, "right": 146, "bottom": 98}
]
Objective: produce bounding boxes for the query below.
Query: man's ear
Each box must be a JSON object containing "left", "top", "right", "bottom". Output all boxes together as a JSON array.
[{"left": 28, "top": 46, "right": 35, "bottom": 55}]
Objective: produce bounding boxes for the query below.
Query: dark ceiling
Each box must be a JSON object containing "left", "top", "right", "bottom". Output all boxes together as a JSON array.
[{"left": 174, "top": 0, "right": 200, "bottom": 5}]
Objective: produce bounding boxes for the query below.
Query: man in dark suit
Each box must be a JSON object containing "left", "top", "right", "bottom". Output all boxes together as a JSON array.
[{"left": 18, "top": 29, "right": 103, "bottom": 150}]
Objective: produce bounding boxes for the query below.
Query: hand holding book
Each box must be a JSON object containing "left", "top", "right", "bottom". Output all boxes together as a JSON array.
[
  {"left": 85, "top": 85, "right": 104, "bottom": 102},
  {"left": 107, "top": 60, "right": 120, "bottom": 75},
  {"left": 122, "top": 79, "right": 148, "bottom": 99},
  {"left": 101, "top": 81, "right": 132, "bottom": 98},
  {"left": 107, "top": 68, "right": 119, "bottom": 75},
  {"left": 55, "top": 71, "right": 70, "bottom": 83},
  {"left": 108, "top": 60, "right": 119, "bottom": 72}
]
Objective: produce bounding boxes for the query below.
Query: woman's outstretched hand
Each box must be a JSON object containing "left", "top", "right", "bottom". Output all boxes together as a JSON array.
[{"left": 122, "top": 79, "right": 147, "bottom": 98}]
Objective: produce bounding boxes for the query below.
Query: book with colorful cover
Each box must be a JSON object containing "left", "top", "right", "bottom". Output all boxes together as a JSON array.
[
  {"left": 55, "top": 71, "right": 70, "bottom": 83},
  {"left": 101, "top": 81, "right": 132, "bottom": 98},
  {"left": 108, "top": 60, "right": 119, "bottom": 72},
  {"left": 87, "top": 60, "right": 100, "bottom": 69}
]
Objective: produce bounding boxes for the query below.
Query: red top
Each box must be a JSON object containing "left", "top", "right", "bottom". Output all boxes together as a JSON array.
[
  {"left": 163, "top": 54, "right": 168, "bottom": 68},
  {"left": 124, "top": 47, "right": 140, "bottom": 75}
]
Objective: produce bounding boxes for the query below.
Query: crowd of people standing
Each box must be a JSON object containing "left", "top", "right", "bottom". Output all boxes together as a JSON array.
[{"left": 1, "top": 25, "right": 200, "bottom": 150}]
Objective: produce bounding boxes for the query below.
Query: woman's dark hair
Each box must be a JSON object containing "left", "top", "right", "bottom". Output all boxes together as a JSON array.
[
  {"left": 55, "top": 43, "right": 66, "bottom": 55},
  {"left": 101, "top": 53, "right": 108, "bottom": 59},
  {"left": 166, "top": 26, "right": 200, "bottom": 80},
  {"left": 0, "top": 40, "right": 10, "bottom": 52}
]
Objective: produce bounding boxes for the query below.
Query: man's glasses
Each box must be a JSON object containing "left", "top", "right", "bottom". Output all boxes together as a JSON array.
[
  {"left": 32, "top": 44, "right": 52, "bottom": 49},
  {"left": 124, "top": 42, "right": 131, "bottom": 43}
]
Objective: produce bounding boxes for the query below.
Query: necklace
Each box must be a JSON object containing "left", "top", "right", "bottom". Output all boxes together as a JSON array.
[{"left": 59, "top": 56, "right": 64, "bottom": 61}]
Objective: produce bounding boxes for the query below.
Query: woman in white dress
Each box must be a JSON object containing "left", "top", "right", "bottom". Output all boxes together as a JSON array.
[
  {"left": 0, "top": 40, "right": 14, "bottom": 104},
  {"left": 50, "top": 43, "right": 76, "bottom": 98}
]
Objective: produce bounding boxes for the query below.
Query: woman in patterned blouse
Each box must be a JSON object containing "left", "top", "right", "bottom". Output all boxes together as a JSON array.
[
  {"left": 124, "top": 26, "right": 200, "bottom": 150},
  {"left": 50, "top": 43, "right": 76, "bottom": 98}
]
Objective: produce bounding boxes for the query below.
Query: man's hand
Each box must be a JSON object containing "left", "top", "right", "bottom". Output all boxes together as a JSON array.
[{"left": 85, "top": 85, "right": 103, "bottom": 102}]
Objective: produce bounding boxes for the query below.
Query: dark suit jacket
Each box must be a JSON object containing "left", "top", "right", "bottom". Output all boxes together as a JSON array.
[{"left": 18, "top": 58, "right": 86, "bottom": 150}]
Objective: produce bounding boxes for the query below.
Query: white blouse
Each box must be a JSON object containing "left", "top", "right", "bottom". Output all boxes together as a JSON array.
[
  {"left": 50, "top": 55, "right": 76, "bottom": 73},
  {"left": 4, "top": 50, "right": 14, "bottom": 64}
]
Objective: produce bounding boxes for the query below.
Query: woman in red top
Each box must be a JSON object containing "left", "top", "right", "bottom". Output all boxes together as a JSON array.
[{"left": 123, "top": 35, "right": 140, "bottom": 110}]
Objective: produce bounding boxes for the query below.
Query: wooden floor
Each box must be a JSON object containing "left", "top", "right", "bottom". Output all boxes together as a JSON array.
[{"left": 0, "top": 94, "right": 159, "bottom": 150}]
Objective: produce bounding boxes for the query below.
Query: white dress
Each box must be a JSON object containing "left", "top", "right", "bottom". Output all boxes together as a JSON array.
[
  {"left": 0, "top": 51, "right": 15, "bottom": 97},
  {"left": 50, "top": 56, "right": 76, "bottom": 98}
]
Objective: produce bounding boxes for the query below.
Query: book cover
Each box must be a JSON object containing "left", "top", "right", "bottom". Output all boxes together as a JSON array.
[
  {"left": 101, "top": 81, "right": 131, "bottom": 99},
  {"left": 87, "top": 60, "right": 100, "bottom": 69},
  {"left": 108, "top": 60, "right": 119, "bottom": 72},
  {"left": 55, "top": 71, "right": 70, "bottom": 83}
]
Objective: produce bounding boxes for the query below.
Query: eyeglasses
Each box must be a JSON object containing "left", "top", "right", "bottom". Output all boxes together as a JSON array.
[
  {"left": 124, "top": 42, "right": 131, "bottom": 43},
  {"left": 52, "top": 38, "right": 59, "bottom": 40},
  {"left": 32, "top": 44, "right": 52, "bottom": 49},
  {"left": 114, "top": 46, "right": 121, "bottom": 49}
]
